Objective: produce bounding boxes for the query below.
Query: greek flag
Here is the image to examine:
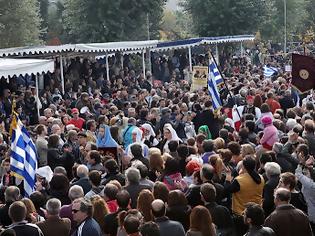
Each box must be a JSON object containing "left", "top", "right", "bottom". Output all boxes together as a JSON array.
[
  {"left": 263, "top": 65, "right": 278, "bottom": 77},
  {"left": 10, "top": 114, "right": 37, "bottom": 197},
  {"left": 209, "top": 58, "right": 224, "bottom": 86},
  {"left": 208, "top": 57, "right": 223, "bottom": 110}
]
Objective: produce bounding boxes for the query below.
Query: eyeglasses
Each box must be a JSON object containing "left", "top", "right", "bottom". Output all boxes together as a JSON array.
[{"left": 72, "top": 209, "right": 80, "bottom": 214}]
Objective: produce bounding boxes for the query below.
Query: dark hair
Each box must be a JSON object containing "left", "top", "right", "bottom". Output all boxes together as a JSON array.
[
  {"left": 168, "top": 190, "right": 187, "bottom": 207},
  {"left": 168, "top": 140, "right": 179, "bottom": 153},
  {"left": 200, "top": 183, "right": 216, "bottom": 203},
  {"left": 9, "top": 201, "right": 26, "bottom": 222},
  {"left": 163, "top": 157, "right": 179, "bottom": 176},
  {"left": 177, "top": 144, "right": 189, "bottom": 159},
  {"left": 201, "top": 164, "right": 214, "bottom": 181},
  {"left": 202, "top": 140, "right": 214, "bottom": 152},
  {"left": 227, "top": 142, "right": 241, "bottom": 155},
  {"left": 36, "top": 124, "right": 46, "bottom": 135},
  {"left": 29, "top": 191, "right": 46, "bottom": 211},
  {"left": 140, "top": 221, "right": 160, "bottom": 236},
  {"left": 260, "top": 103, "right": 270, "bottom": 113},
  {"left": 130, "top": 144, "right": 143, "bottom": 159},
  {"left": 296, "top": 144, "right": 309, "bottom": 157},
  {"left": 280, "top": 172, "right": 296, "bottom": 190},
  {"left": 244, "top": 203, "right": 265, "bottom": 226},
  {"left": 153, "top": 182, "right": 169, "bottom": 203},
  {"left": 196, "top": 134, "right": 206, "bottom": 144},
  {"left": 104, "top": 159, "right": 119, "bottom": 173},
  {"left": 260, "top": 153, "right": 272, "bottom": 165},
  {"left": 245, "top": 120, "right": 256, "bottom": 132},
  {"left": 275, "top": 188, "right": 291, "bottom": 202},
  {"left": 116, "top": 190, "right": 130, "bottom": 208},
  {"left": 238, "top": 128, "right": 249, "bottom": 140},
  {"left": 48, "top": 134, "right": 60, "bottom": 148},
  {"left": 136, "top": 164, "right": 149, "bottom": 179},
  {"left": 243, "top": 156, "right": 261, "bottom": 184},
  {"left": 89, "top": 170, "right": 101, "bottom": 186},
  {"left": 89, "top": 150, "right": 101, "bottom": 164},
  {"left": 104, "top": 183, "right": 118, "bottom": 200},
  {"left": 124, "top": 215, "right": 140, "bottom": 234},
  {"left": 86, "top": 120, "right": 96, "bottom": 130}
]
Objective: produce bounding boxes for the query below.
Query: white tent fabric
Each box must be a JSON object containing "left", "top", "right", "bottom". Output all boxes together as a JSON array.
[
  {"left": 0, "top": 40, "right": 158, "bottom": 57},
  {"left": 0, "top": 58, "right": 55, "bottom": 78},
  {"left": 0, "top": 45, "right": 74, "bottom": 57},
  {"left": 75, "top": 40, "right": 158, "bottom": 53}
]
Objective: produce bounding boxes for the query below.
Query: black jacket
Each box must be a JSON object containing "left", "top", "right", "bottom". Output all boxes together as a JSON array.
[
  {"left": 244, "top": 226, "right": 276, "bottom": 236},
  {"left": 193, "top": 109, "right": 222, "bottom": 138},
  {"left": 263, "top": 175, "right": 279, "bottom": 217},
  {"left": 166, "top": 205, "right": 191, "bottom": 231}
]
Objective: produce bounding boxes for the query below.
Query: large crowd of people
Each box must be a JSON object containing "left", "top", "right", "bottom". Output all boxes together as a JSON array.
[{"left": 0, "top": 48, "right": 314, "bottom": 236}]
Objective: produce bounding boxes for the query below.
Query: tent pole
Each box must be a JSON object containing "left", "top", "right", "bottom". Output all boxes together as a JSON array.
[
  {"left": 215, "top": 44, "right": 219, "bottom": 66},
  {"left": 142, "top": 50, "right": 146, "bottom": 76},
  {"left": 121, "top": 54, "right": 124, "bottom": 70},
  {"left": 106, "top": 54, "right": 110, "bottom": 81},
  {"left": 188, "top": 46, "right": 192, "bottom": 72},
  {"left": 60, "top": 55, "right": 65, "bottom": 94},
  {"left": 35, "top": 74, "right": 40, "bottom": 119}
]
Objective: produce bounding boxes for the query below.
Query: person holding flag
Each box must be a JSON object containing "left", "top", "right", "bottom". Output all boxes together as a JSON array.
[{"left": 10, "top": 103, "right": 38, "bottom": 197}]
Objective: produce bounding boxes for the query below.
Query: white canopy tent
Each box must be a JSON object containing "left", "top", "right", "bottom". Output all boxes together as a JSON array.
[
  {"left": 0, "top": 58, "right": 54, "bottom": 78},
  {"left": 0, "top": 58, "right": 55, "bottom": 118}
]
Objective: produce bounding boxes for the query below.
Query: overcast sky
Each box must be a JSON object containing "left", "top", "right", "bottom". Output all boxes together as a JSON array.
[{"left": 166, "top": 0, "right": 180, "bottom": 11}]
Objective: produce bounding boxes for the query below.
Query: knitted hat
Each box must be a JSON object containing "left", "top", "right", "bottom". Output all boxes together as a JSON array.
[{"left": 262, "top": 116, "right": 272, "bottom": 125}]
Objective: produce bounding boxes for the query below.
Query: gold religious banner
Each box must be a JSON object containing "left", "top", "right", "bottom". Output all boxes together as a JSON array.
[{"left": 191, "top": 66, "right": 208, "bottom": 91}]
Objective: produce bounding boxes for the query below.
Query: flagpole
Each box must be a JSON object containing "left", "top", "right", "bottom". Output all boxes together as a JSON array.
[{"left": 208, "top": 51, "right": 242, "bottom": 120}]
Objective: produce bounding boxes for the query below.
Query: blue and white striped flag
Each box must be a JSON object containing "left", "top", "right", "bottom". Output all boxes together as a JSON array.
[
  {"left": 10, "top": 114, "right": 37, "bottom": 197},
  {"left": 208, "top": 57, "right": 223, "bottom": 110},
  {"left": 209, "top": 58, "right": 224, "bottom": 86},
  {"left": 263, "top": 65, "right": 278, "bottom": 77}
]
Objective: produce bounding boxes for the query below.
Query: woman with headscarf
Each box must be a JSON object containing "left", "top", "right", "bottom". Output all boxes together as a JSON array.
[
  {"left": 96, "top": 125, "right": 118, "bottom": 148},
  {"left": 141, "top": 123, "right": 159, "bottom": 148},
  {"left": 198, "top": 125, "right": 212, "bottom": 140},
  {"left": 161, "top": 123, "right": 182, "bottom": 154},
  {"left": 124, "top": 127, "right": 150, "bottom": 167}
]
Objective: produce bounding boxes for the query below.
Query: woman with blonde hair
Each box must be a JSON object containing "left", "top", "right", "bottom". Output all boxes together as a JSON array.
[
  {"left": 213, "top": 137, "right": 225, "bottom": 151},
  {"left": 91, "top": 195, "right": 110, "bottom": 234},
  {"left": 241, "top": 143, "right": 255, "bottom": 157},
  {"left": 137, "top": 189, "right": 154, "bottom": 222},
  {"left": 21, "top": 198, "right": 44, "bottom": 223},
  {"left": 209, "top": 154, "right": 226, "bottom": 184},
  {"left": 186, "top": 205, "right": 216, "bottom": 236}
]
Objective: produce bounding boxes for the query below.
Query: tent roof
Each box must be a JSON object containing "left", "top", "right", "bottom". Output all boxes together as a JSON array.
[
  {"left": 0, "top": 40, "right": 158, "bottom": 57},
  {"left": 152, "top": 35, "right": 255, "bottom": 51},
  {"left": 0, "top": 58, "right": 55, "bottom": 78}
]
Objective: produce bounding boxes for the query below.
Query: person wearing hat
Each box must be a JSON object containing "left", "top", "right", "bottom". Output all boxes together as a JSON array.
[
  {"left": 260, "top": 116, "right": 279, "bottom": 150},
  {"left": 68, "top": 108, "right": 85, "bottom": 131},
  {"left": 234, "top": 95, "right": 262, "bottom": 122}
]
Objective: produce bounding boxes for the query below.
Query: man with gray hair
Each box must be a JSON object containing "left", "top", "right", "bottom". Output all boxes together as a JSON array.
[
  {"left": 0, "top": 186, "right": 20, "bottom": 227},
  {"left": 124, "top": 167, "right": 150, "bottom": 208},
  {"left": 71, "top": 165, "right": 91, "bottom": 194},
  {"left": 60, "top": 185, "right": 84, "bottom": 234},
  {"left": 263, "top": 162, "right": 281, "bottom": 216},
  {"left": 36, "top": 198, "right": 70, "bottom": 236},
  {"left": 72, "top": 198, "right": 101, "bottom": 236}
]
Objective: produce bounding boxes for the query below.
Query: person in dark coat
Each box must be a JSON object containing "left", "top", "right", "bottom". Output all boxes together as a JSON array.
[
  {"left": 102, "top": 159, "right": 125, "bottom": 186},
  {"left": 104, "top": 190, "right": 130, "bottom": 236},
  {"left": 263, "top": 162, "right": 281, "bottom": 217},
  {"left": 192, "top": 100, "right": 222, "bottom": 138},
  {"left": 152, "top": 199, "right": 185, "bottom": 236},
  {"left": 244, "top": 203, "right": 275, "bottom": 236},
  {"left": 166, "top": 190, "right": 191, "bottom": 231},
  {"left": 0, "top": 186, "right": 20, "bottom": 227},
  {"left": 265, "top": 188, "right": 312, "bottom": 236},
  {"left": 123, "top": 167, "right": 151, "bottom": 209},
  {"left": 70, "top": 165, "right": 92, "bottom": 195},
  {"left": 200, "top": 183, "right": 234, "bottom": 235},
  {"left": 279, "top": 90, "right": 295, "bottom": 115}
]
